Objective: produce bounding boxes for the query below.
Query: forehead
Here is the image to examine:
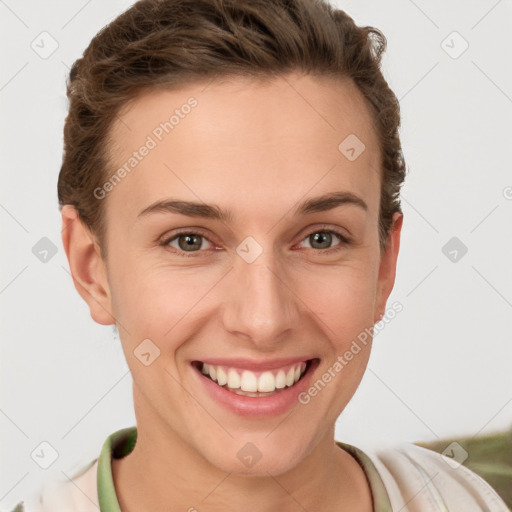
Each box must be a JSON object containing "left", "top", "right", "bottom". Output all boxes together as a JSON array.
[{"left": 105, "top": 72, "right": 381, "bottom": 226}]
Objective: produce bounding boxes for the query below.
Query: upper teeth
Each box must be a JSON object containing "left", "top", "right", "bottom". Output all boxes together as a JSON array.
[{"left": 201, "top": 362, "right": 307, "bottom": 392}]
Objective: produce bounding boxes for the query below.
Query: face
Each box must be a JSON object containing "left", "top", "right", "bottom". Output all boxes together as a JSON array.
[{"left": 63, "top": 71, "right": 402, "bottom": 476}]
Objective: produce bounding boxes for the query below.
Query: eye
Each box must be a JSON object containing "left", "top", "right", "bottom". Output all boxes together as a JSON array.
[
  {"left": 298, "top": 227, "right": 351, "bottom": 253},
  {"left": 161, "top": 231, "right": 214, "bottom": 256}
]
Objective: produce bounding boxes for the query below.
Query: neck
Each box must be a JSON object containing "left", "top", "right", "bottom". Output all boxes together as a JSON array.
[{"left": 112, "top": 393, "right": 373, "bottom": 512}]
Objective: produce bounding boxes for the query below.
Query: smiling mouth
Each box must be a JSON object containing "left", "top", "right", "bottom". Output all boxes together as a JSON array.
[{"left": 192, "top": 359, "right": 317, "bottom": 397}]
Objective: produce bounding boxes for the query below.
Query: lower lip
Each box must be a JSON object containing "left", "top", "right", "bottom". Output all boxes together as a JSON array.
[{"left": 191, "top": 360, "right": 319, "bottom": 418}]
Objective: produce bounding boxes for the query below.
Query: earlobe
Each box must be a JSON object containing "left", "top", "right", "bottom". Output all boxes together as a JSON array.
[
  {"left": 374, "top": 212, "right": 403, "bottom": 324},
  {"left": 61, "top": 205, "right": 116, "bottom": 326}
]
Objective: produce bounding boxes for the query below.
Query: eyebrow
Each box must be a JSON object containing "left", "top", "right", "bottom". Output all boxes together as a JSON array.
[{"left": 136, "top": 191, "right": 368, "bottom": 222}]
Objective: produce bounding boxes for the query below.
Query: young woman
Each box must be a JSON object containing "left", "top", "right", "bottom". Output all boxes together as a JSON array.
[{"left": 12, "top": 0, "right": 508, "bottom": 510}]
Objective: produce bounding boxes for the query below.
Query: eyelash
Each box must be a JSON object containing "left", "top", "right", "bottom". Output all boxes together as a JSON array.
[{"left": 159, "top": 226, "right": 352, "bottom": 258}]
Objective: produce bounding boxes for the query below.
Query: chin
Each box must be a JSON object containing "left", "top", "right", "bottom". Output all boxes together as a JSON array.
[{"left": 205, "top": 439, "right": 308, "bottom": 477}]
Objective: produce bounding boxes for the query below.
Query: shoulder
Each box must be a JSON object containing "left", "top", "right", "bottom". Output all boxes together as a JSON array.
[
  {"left": 364, "top": 441, "right": 509, "bottom": 511},
  {"left": 9, "top": 426, "right": 137, "bottom": 512},
  {"left": 9, "top": 458, "right": 99, "bottom": 512}
]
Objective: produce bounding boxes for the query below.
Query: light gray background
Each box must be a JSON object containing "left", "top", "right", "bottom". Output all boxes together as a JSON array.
[{"left": 1, "top": 0, "right": 512, "bottom": 509}]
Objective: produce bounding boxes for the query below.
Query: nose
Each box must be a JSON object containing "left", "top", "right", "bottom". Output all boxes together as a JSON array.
[{"left": 221, "top": 247, "right": 301, "bottom": 348}]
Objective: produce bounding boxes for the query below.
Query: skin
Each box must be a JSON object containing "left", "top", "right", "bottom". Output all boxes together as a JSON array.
[{"left": 61, "top": 71, "right": 402, "bottom": 512}]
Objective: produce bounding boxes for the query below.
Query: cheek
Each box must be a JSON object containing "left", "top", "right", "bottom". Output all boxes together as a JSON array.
[
  {"left": 294, "top": 263, "right": 377, "bottom": 325},
  {"left": 108, "top": 260, "right": 212, "bottom": 346}
]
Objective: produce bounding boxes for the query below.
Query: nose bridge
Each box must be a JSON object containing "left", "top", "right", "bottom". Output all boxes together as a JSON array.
[{"left": 222, "top": 244, "right": 299, "bottom": 344}]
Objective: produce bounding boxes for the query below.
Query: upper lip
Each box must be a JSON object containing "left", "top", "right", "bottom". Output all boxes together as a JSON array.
[{"left": 193, "top": 356, "right": 316, "bottom": 371}]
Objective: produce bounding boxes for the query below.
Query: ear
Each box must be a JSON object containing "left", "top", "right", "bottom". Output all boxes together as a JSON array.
[
  {"left": 61, "top": 205, "right": 116, "bottom": 326},
  {"left": 374, "top": 211, "right": 403, "bottom": 324}
]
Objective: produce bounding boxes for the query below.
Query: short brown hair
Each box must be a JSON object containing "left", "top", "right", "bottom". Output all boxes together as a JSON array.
[{"left": 57, "top": 0, "right": 407, "bottom": 258}]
